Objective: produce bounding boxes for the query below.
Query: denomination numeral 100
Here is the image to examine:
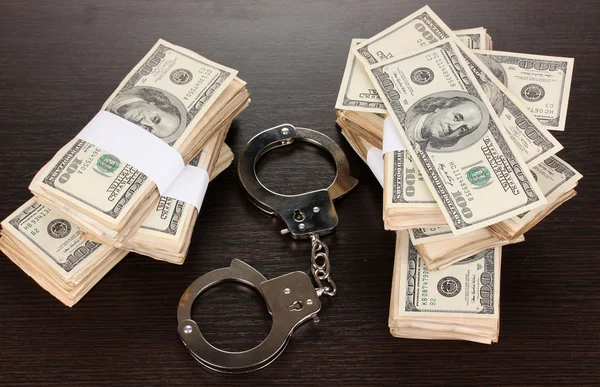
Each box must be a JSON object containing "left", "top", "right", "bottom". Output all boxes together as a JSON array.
[
  {"left": 405, "top": 167, "right": 417, "bottom": 197},
  {"left": 451, "top": 190, "right": 473, "bottom": 219},
  {"left": 59, "top": 158, "right": 83, "bottom": 184},
  {"left": 414, "top": 23, "right": 438, "bottom": 45}
]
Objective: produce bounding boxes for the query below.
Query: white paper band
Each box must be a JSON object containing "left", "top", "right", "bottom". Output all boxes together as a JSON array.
[
  {"left": 76, "top": 111, "right": 185, "bottom": 195},
  {"left": 366, "top": 147, "right": 384, "bottom": 188},
  {"left": 382, "top": 117, "right": 407, "bottom": 155},
  {"left": 163, "top": 165, "right": 210, "bottom": 212}
]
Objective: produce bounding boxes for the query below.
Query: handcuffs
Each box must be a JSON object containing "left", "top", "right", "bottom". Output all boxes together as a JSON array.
[{"left": 177, "top": 124, "right": 358, "bottom": 373}]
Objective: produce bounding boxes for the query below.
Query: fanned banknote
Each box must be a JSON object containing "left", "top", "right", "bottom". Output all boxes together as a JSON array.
[
  {"left": 474, "top": 50, "right": 574, "bottom": 131},
  {"left": 353, "top": 6, "right": 562, "bottom": 166},
  {"left": 336, "top": 27, "right": 492, "bottom": 115},
  {"left": 335, "top": 39, "right": 387, "bottom": 114}
]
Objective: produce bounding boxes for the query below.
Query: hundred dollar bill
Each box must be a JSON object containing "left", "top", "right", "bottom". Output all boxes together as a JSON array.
[
  {"left": 454, "top": 27, "right": 488, "bottom": 50},
  {"left": 336, "top": 39, "right": 387, "bottom": 114},
  {"left": 32, "top": 39, "right": 237, "bottom": 226},
  {"left": 492, "top": 155, "right": 582, "bottom": 237},
  {"left": 408, "top": 225, "right": 452, "bottom": 245},
  {"left": 354, "top": 6, "right": 561, "bottom": 166},
  {"left": 354, "top": 5, "right": 452, "bottom": 67},
  {"left": 474, "top": 50, "right": 574, "bottom": 131},
  {"left": 458, "top": 44, "right": 562, "bottom": 165},
  {"left": 367, "top": 39, "right": 546, "bottom": 235},
  {"left": 336, "top": 28, "right": 490, "bottom": 114},
  {"left": 526, "top": 156, "right": 582, "bottom": 210},
  {"left": 393, "top": 231, "right": 500, "bottom": 317},
  {"left": 385, "top": 150, "right": 437, "bottom": 209}
]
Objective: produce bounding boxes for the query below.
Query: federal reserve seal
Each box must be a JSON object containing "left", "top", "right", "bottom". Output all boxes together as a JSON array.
[
  {"left": 97, "top": 154, "right": 120, "bottom": 174},
  {"left": 47, "top": 219, "right": 71, "bottom": 239},
  {"left": 466, "top": 166, "right": 491, "bottom": 187},
  {"left": 410, "top": 67, "right": 434, "bottom": 85},
  {"left": 438, "top": 276, "right": 461, "bottom": 297},
  {"left": 521, "top": 83, "right": 545, "bottom": 102},
  {"left": 170, "top": 68, "right": 193, "bottom": 85}
]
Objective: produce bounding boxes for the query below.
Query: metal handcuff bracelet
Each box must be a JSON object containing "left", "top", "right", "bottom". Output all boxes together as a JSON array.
[{"left": 176, "top": 124, "right": 358, "bottom": 373}]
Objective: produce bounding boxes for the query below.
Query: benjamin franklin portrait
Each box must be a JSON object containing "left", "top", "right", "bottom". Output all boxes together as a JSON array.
[
  {"left": 404, "top": 92, "right": 489, "bottom": 152},
  {"left": 107, "top": 86, "right": 187, "bottom": 145}
]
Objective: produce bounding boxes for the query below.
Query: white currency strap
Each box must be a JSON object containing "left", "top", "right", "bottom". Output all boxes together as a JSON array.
[
  {"left": 76, "top": 111, "right": 185, "bottom": 195},
  {"left": 366, "top": 147, "right": 384, "bottom": 188},
  {"left": 163, "top": 165, "right": 209, "bottom": 213},
  {"left": 382, "top": 117, "right": 407, "bottom": 155},
  {"left": 365, "top": 117, "right": 409, "bottom": 187}
]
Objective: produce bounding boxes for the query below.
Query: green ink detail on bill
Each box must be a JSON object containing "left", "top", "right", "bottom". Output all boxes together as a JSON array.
[
  {"left": 467, "top": 166, "right": 491, "bottom": 187},
  {"left": 97, "top": 154, "right": 120, "bottom": 173}
]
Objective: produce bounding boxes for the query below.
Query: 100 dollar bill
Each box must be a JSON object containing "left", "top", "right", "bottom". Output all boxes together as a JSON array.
[
  {"left": 385, "top": 150, "right": 437, "bottom": 208},
  {"left": 368, "top": 39, "right": 546, "bottom": 235},
  {"left": 335, "top": 39, "right": 387, "bottom": 114},
  {"left": 393, "top": 231, "right": 500, "bottom": 317},
  {"left": 512, "top": 155, "right": 582, "bottom": 224},
  {"left": 454, "top": 27, "right": 489, "bottom": 50},
  {"left": 336, "top": 27, "right": 491, "bottom": 114},
  {"left": 409, "top": 225, "right": 452, "bottom": 245},
  {"left": 474, "top": 50, "right": 574, "bottom": 131}
]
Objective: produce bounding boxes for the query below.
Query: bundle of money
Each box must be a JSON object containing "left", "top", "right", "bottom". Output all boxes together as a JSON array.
[
  {"left": 0, "top": 142, "right": 234, "bottom": 307},
  {"left": 389, "top": 231, "right": 500, "bottom": 344},
  {"left": 336, "top": 6, "right": 580, "bottom": 343},
  {"left": 29, "top": 39, "right": 250, "bottom": 248}
]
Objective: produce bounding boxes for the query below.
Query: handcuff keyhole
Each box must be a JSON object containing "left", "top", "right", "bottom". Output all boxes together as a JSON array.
[
  {"left": 289, "top": 300, "right": 304, "bottom": 311},
  {"left": 293, "top": 209, "right": 305, "bottom": 222}
]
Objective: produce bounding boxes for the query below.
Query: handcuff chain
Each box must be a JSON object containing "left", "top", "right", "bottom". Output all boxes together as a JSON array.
[{"left": 310, "top": 233, "right": 336, "bottom": 297}]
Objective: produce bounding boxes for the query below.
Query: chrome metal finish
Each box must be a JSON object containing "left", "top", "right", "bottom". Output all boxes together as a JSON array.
[
  {"left": 238, "top": 124, "right": 358, "bottom": 239},
  {"left": 177, "top": 259, "right": 321, "bottom": 373}
]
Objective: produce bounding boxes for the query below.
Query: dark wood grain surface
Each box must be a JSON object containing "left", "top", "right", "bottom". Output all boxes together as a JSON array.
[{"left": 1, "top": 1, "right": 599, "bottom": 386}]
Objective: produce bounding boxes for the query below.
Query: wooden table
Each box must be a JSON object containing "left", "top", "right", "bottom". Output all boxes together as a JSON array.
[{"left": 1, "top": 1, "right": 598, "bottom": 385}]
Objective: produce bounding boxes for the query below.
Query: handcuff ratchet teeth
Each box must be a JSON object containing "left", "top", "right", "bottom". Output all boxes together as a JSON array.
[{"left": 177, "top": 124, "right": 357, "bottom": 373}]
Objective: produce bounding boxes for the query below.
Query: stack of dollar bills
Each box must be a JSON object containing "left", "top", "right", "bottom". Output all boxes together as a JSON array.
[
  {"left": 0, "top": 39, "right": 250, "bottom": 306},
  {"left": 335, "top": 6, "right": 582, "bottom": 343},
  {"left": 390, "top": 231, "right": 501, "bottom": 344}
]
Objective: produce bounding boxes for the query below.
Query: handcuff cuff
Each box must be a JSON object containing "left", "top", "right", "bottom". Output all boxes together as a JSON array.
[{"left": 177, "top": 124, "right": 358, "bottom": 373}]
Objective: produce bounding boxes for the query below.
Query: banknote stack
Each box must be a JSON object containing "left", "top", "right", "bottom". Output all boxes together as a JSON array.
[
  {"left": 389, "top": 231, "right": 500, "bottom": 344},
  {"left": 29, "top": 39, "right": 250, "bottom": 250},
  {"left": 335, "top": 6, "right": 582, "bottom": 342},
  {"left": 0, "top": 39, "right": 248, "bottom": 306},
  {"left": 0, "top": 143, "right": 233, "bottom": 306}
]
